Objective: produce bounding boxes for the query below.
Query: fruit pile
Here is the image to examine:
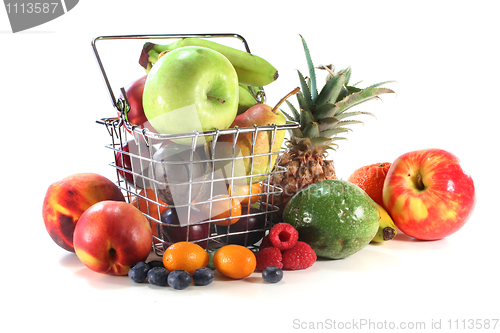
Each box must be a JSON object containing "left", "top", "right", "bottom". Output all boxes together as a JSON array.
[
  {"left": 41, "top": 171, "right": 318, "bottom": 286},
  {"left": 41, "top": 34, "right": 476, "bottom": 289}
]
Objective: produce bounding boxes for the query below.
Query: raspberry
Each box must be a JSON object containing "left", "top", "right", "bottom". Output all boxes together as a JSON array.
[
  {"left": 269, "top": 223, "right": 299, "bottom": 251},
  {"left": 256, "top": 247, "right": 283, "bottom": 271},
  {"left": 282, "top": 241, "right": 317, "bottom": 270},
  {"left": 259, "top": 235, "right": 274, "bottom": 250}
]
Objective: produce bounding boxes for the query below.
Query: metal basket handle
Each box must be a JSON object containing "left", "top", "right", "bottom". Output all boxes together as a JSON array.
[{"left": 91, "top": 33, "right": 252, "bottom": 111}]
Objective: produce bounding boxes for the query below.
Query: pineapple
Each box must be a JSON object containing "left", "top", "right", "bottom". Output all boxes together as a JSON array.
[{"left": 271, "top": 35, "right": 395, "bottom": 216}]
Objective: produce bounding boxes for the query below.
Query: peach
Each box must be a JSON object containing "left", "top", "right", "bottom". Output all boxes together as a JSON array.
[
  {"left": 73, "top": 200, "right": 152, "bottom": 275},
  {"left": 42, "top": 173, "right": 125, "bottom": 252}
]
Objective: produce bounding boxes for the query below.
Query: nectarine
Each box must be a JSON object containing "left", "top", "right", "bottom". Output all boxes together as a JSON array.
[
  {"left": 42, "top": 173, "right": 125, "bottom": 252},
  {"left": 73, "top": 200, "right": 152, "bottom": 275}
]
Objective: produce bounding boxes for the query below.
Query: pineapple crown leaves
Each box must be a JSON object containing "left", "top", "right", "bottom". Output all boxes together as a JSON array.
[
  {"left": 299, "top": 34, "right": 318, "bottom": 101},
  {"left": 281, "top": 35, "right": 396, "bottom": 152}
]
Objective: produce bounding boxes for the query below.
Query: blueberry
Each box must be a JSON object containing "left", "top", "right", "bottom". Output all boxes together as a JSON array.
[
  {"left": 147, "top": 267, "right": 169, "bottom": 286},
  {"left": 192, "top": 267, "right": 215, "bottom": 286},
  {"left": 128, "top": 261, "right": 149, "bottom": 283},
  {"left": 262, "top": 266, "right": 283, "bottom": 283},
  {"left": 147, "top": 260, "right": 164, "bottom": 269},
  {"left": 167, "top": 270, "right": 192, "bottom": 290}
]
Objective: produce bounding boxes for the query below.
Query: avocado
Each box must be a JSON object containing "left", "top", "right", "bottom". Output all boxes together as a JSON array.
[{"left": 283, "top": 179, "right": 380, "bottom": 259}]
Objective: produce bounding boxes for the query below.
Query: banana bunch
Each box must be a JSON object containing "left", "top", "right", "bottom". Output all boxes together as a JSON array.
[
  {"left": 238, "top": 85, "right": 259, "bottom": 114},
  {"left": 139, "top": 37, "right": 278, "bottom": 87},
  {"left": 371, "top": 203, "right": 398, "bottom": 243}
]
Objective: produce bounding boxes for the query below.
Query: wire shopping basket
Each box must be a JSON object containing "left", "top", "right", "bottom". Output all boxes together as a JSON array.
[{"left": 92, "top": 34, "right": 298, "bottom": 255}]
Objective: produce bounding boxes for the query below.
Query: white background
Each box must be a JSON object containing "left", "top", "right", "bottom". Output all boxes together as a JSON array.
[{"left": 1, "top": 1, "right": 499, "bottom": 332}]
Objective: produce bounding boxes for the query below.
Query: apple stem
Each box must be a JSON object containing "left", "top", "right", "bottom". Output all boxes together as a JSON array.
[
  {"left": 208, "top": 96, "right": 226, "bottom": 104},
  {"left": 416, "top": 174, "right": 425, "bottom": 191},
  {"left": 272, "top": 87, "right": 300, "bottom": 114}
]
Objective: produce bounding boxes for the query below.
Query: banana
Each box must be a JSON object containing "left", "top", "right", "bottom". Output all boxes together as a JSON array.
[
  {"left": 139, "top": 38, "right": 279, "bottom": 87},
  {"left": 371, "top": 203, "right": 397, "bottom": 243},
  {"left": 238, "top": 85, "right": 259, "bottom": 114}
]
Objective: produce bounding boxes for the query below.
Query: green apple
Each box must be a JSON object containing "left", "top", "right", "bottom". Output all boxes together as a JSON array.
[{"left": 143, "top": 46, "right": 239, "bottom": 145}]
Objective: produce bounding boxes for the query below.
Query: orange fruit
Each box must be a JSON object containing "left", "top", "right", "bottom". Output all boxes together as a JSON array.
[
  {"left": 213, "top": 244, "right": 256, "bottom": 279},
  {"left": 347, "top": 162, "right": 392, "bottom": 208},
  {"left": 162, "top": 241, "right": 209, "bottom": 275},
  {"left": 130, "top": 188, "right": 168, "bottom": 240},
  {"left": 201, "top": 194, "right": 242, "bottom": 226},
  {"left": 228, "top": 183, "right": 262, "bottom": 205}
]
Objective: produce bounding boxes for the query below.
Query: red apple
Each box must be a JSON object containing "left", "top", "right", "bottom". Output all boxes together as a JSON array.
[
  {"left": 42, "top": 173, "right": 125, "bottom": 252},
  {"left": 122, "top": 75, "right": 148, "bottom": 126},
  {"left": 120, "top": 75, "right": 157, "bottom": 134},
  {"left": 115, "top": 139, "right": 156, "bottom": 189},
  {"left": 382, "top": 148, "right": 475, "bottom": 240},
  {"left": 73, "top": 201, "right": 153, "bottom": 275}
]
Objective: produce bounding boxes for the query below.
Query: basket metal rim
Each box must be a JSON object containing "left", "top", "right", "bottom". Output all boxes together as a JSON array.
[{"left": 97, "top": 116, "right": 299, "bottom": 141}]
